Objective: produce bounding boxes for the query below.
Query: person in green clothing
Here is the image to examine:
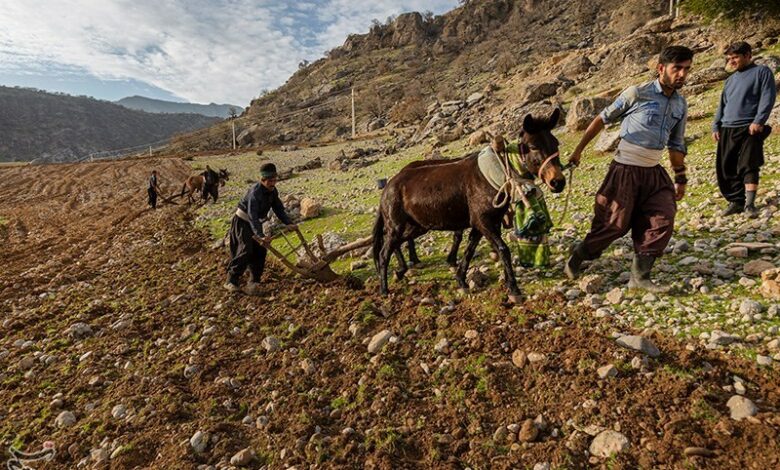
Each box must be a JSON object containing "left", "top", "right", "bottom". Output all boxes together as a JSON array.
[{"left": 486, "top": 136, "right": 555, "bottom": 267}]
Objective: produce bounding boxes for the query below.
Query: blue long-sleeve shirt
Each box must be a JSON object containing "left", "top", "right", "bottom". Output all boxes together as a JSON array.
[
  {"left": 599, "top": 79, "right": 688, "bottom": 154},
  {"left": 712, "top": 63, "right": 777, "bottom": 131},
  {"left": 237, "top": 183, "right": 292, "bottom": 237}
]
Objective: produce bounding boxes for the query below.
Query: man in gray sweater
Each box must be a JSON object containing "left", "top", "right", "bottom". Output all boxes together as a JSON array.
[{"left": 712, "top": 41, "right": 776, "bottom": 218}]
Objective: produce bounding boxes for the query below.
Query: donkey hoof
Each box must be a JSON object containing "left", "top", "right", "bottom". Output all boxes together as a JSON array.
[
  {"left": 457, "top": 288, "right": 470, "bottom": 296},
  {"left": 508, "top": 294, "right": 524, "bottom": 305}
]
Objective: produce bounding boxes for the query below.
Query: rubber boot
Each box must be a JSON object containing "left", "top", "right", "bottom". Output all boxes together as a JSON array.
[
  {"left": 564, "top": 242, "right": 587, "bottom": 280},
  {"left": 627, "top": 254, "right": 670, "bottom": 293}
]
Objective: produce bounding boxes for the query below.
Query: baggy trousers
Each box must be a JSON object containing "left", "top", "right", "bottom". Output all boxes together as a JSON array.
[
  {"left": 226, "top": 216, "right": 267, "bottom": 284},
  {"left": 716, "top": 125, "right": 770, "bottom": 204},
  {"left": 147, "top": 188, "right": 157, "bottom": 208},
  {"left": 581, "top": 161, "right": 676, "bottom": 259}
]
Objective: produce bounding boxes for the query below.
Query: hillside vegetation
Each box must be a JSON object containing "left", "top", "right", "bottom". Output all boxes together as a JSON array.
[{"left": 0, "top": 87, "right": 220, "bottom": 163}]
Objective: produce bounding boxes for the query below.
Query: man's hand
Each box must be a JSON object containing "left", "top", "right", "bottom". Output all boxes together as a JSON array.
[
  {"left": 253, "top": 235, "right": 272, "bottom": 247},
  {"left": 674, "top": 183, "right": 686, "bottom": 201},
  {"left": 568, "top": 149, "right": 582, "bottom": 168},
  {"left": 749, "top": 123, "right": 764, "bottom": 135},
  {"left": 286, "top": 224, "right": 298, "bottom": 231},
  {"left": 712, "top": 131, "right": 720, "bottom": 142}
]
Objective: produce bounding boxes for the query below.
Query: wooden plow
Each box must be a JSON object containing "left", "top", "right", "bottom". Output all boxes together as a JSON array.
[{"left": 266, "top": 228, "right": 372, "bottom": 282}]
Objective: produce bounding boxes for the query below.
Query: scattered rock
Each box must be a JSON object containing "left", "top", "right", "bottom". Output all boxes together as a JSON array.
[
  {"left": 111, "top": 404, "right": 127, "bottom": 419},
  {"left": 605, "top": 288, "right": 624, "bottom": 305},
  {"left": 760, "top": 268, "right": 780, "bottom": 299},
  {"left": 744, "top": 260, "right": 775, "bottom": 277},
  {"left": 190, "top": 431, "right": 209, "bottom": 454},
  {"left": 519, "top": 419, "right": 538, "bottom": 442},
  {"left": 368, "top": 330, "right": 393, "bottom": 354},
  {"left": 262, "top": 336, "right": 281, "bottom": 353},
  {"left": 230, "top": 447, "right": 255, "bottom": 466},
  {"left": 300, "top": 197, "right": 321, "bottom": 219},
  {"left": 527, "top": 352, "right": 546, "bottom": 363},
  {"left": 589, "top": 430, "right": 629, "bottom": 458},
  {"left": 579, "top": 274, "right": 603, "bottom": 294},
  {"left": 512, "top": 350, "right": 527, "bottom": 369},
  {"left": 64, "top": 322, "right": 93, "bottom": 339},
  {"left": 597, "top": 364, "right": 618, "bottom": 379},
  {"left": 55, "top": 411, "right": 76, "bottom": 428},
  {"left": 615, "top": 335, "right": 660, "bottom": 357},
  {"left": 726, "top": 395, "right": 757, "bottom": 420}
]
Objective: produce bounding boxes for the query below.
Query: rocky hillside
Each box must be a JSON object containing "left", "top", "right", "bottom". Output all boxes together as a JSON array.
[
  {"left": 167, "top": 0, "right": 779, "bottom": 154},
  {"left": 116, "top": 96, "right": 242, "bottom": 119},
  {"left": 0, "top": 87, "right": 220, "bottom": 163}
]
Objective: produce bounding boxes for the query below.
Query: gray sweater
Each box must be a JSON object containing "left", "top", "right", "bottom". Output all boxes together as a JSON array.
[{"left": 712, "top": 63, "right": 777, "bottom": 131}]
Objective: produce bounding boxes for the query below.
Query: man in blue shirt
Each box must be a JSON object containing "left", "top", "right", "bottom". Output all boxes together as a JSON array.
[
  {"left": 225, "top": 163, "right": 297, "bottom": 294},
  {"left": 565, "top": 46, "right": 694, "bottom": 293},
  {"left": 712, "top": 41, "right": 776, "bottom": 218}
]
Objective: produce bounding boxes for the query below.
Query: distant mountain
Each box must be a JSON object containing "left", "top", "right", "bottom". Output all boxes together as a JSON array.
[
  {"left": 116, "top": 95, "right": 242, "bottom": 118},
  {"left": 0, "top": 86, "right": 220, "bottom": 162}
]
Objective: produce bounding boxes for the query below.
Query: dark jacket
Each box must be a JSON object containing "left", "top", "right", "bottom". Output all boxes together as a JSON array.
[{"left": 237, "top": 183, "right": 292, "bottom": 237}]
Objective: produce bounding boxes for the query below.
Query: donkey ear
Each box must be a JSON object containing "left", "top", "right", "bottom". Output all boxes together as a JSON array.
[
  {"left": 522, "top": 114, "right": 537, "bottom": 134},
  {"left": 547, "top": 108, "right": 561, "bottom": 129}
]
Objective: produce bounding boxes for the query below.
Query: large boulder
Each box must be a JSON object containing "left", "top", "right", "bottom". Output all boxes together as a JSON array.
[
  {"left": 390, "top": 12, "right": 428, "bottom": 47},
  {"left": 236, "top": 124, "right": 260, "bottom": 146},
  {"left": 300, "top": 198, "right": 321, "bottom": 219},
  {"left": 468, "top": 129, "right": 492, "bottom": 147},
  {"left": 560, "top": 55, "right": 594, "bottom": 77},
  {"left": 755, "top": 55, "right": 780, "bottom": 73},
  {"left": 522, "top": 81, "right": 560, "bottom": 104},
  {"left": 761, "top": 268, "right": 780, "bottom": 300},
  {"left": 566, "top": 97, "right": 612, "bottom": 131},
  {"left": 687, "top": 67, "right": 730, "bottom": 87}
]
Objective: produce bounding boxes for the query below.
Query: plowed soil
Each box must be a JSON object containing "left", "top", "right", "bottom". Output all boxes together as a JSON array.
[{"left": 0, "top": 158, "right": 778, "bottom": 470}]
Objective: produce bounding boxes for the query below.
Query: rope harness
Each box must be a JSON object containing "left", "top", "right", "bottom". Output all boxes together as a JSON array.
[{"left": 489, "top": 138, "right": 576, "bottom": 227}]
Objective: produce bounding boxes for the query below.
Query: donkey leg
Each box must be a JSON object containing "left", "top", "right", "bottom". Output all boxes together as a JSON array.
[
  {"left": 394, "top": 247, "right": 409, "bottom": 280},
  {"left": 378, "top": 233, "right": 400, "bottom": 295},
  {"left": 447, "top": 230, "right": 464, "bottom": 266},
  {"left": 406, "top": 240, "right": 421, "bottom": 266},
  {"left": 456, "top": 229, "right": 482, "bottom": 290},
  {"left": 480, "top": 223, "right": 523, "bottom": 302}
]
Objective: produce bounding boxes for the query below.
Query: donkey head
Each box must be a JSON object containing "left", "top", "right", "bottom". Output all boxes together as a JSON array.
[
  {"left": 517, "top": 108, "right": 566, "bottom": 193},
  {"left": 218, "top": 168, "right": 230, "bottom": 186}
]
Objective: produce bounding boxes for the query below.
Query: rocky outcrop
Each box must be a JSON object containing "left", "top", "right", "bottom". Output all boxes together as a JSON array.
[{"left": 566, "top": 97, "right": 612, "bottom": 131}]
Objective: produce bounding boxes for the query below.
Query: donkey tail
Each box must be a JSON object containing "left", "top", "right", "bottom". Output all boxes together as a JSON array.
[
  {"left": 371, "top": 211, "right": 384, "bottom": 272},
  {"left": 180, "top": 181, "right": 187, "bottom": 198}
]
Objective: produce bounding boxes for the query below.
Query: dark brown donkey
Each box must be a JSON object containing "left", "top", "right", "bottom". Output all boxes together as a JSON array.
[{"left": 372, "top": 109, "right": 565, "bottom": 302}]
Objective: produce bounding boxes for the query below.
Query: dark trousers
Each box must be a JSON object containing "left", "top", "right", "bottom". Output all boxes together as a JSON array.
[
  {"left": 716, "top": 125, "right": 770, "bottom": 203},
  {"left": 582, "top": 162, "right": 676, "bottom": 259},
  {"left": 227, "top": 216, "right": 267, "bottom": 284},
  {"left": 147, "top": 188, "right": 157, "bottom": 208}
]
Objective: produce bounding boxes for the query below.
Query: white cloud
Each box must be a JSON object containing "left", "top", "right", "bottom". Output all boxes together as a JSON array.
[{"left": 0, "top": 0, "right": 458, "bottom": 105}]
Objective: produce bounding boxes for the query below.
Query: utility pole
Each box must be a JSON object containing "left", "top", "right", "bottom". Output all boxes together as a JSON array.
[
  {"left": 229, "top": 107, "right": 238, "bottom": 150},
  {"left": 231, "top": 119, "right": 236, "bottom": 150},
  {"left": 149, "top": 145, "right": 152, "bottom": 157},
  {"left": 351, "top": 88, "right": 356, "bottom": 139}
]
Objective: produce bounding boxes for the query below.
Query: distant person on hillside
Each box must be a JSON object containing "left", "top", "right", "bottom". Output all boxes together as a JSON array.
[
  {"left": 148, "top": 170, "right": 161, "bottom": 209},
  {"left": 712, "top": 41, "right": 776, "bottom": 218},
  {"left": 564, "top": 45, "right": 694, "bottom": 293},
  {"left": 225, "top": 163, "right": 297, "bottom": 295}
]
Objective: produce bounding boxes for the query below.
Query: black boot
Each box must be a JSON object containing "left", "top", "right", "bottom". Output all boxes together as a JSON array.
[
  {"left": 628, "top": 254, "right": 670, "bottom": 293},
  {"left": 564, "top": 242, "right": 587, "bottom": 280},
  {"left": 722, "top": 202, "right": 743, "bottom": 216}
]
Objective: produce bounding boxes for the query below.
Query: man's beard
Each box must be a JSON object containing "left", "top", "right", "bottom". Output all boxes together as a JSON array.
[{"left": 661, "top": 73, "right": 685, "bottom": 89}]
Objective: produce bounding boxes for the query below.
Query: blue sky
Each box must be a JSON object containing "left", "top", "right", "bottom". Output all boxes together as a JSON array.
[{"left": 0, "top": 0, "right": 458, "bottom": 106}]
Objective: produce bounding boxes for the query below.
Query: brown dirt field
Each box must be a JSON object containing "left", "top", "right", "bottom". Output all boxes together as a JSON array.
[{"left": 0, "top": 158, "right": 778, "bottom": 470}]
